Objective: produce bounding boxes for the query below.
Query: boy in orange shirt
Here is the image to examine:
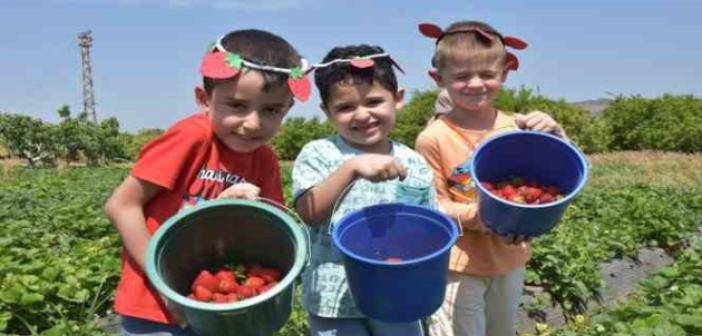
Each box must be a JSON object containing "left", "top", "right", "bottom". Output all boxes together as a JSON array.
[
  {"left": 414, "top": 21, "right": 566, "bottom": 336},
  {"left": 105, "top": 29, "right": 310, "bottom": 335}
]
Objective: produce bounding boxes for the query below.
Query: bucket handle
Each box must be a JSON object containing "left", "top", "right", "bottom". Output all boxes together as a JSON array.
[
  {"left": 439, "top": 201, "right": 464, "bottom": 237},
  {"left": 327, "top": 181, "right": 357, "bottom": 235},
  {"left": 255, "top": 197, "right": 312, "bottom": 265}
]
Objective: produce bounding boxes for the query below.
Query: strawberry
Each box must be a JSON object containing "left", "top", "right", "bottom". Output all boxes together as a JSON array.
[
  {"left": 236, "top": 285, "right": 256, "bottom": 299},
  {"left": 350, "top": 58, "right": 375, "bottom": 68},
  {"left": 226, "top": 293, "right": 239, "bottom": 303},
  {"left": 259, "top": 281, "right": 278, "bottom": 293},
  {"left": 525, "top": 187, "right": 543, "bottom": 203},
  {"left": 480, "top": 182, "right": 495, "bottom": 191},
  {"left": 288, "top": 76, "right": 311, "bottom": 102},
  {"left": 517, "top": 185, "right": 529, "bottom": 196},
  {"left": 260, "top": 268, "right": 282, "bottom": 283},
  {"left": 219, "top": 277, "right": 238, "bottom": 294},
  {"left": 247, "top": 264, "right": 265, "bottom": 278},
  {"left": 244, "top": 276, "right": 266, "bottom": 290},
  {"left": 539, "top": 193, "right": 555, "bottom": 204},
  {"left": 384, "top": 257, "right": 403, "bottom": 263},
  {"left": 215, "top": 270, "right": 236, "bottom": 282},
  {"left": 212, "top": 293, "right": 228, "bottom": 303},
  {"left": 192, "top": 270, "right": 219, "bottom": 293},
  {"left": 194, "top": 285, "right": 213, "bottom": 302},
  {"left": 502, "top": 185, "right": 516, "bottom": 198}
]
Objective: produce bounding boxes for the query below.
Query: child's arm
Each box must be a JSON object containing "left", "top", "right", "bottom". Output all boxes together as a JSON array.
[
  {"left": 295, "top": 154, "right": 407, "bottom": 227},
  {"left": 105, "top": 176, "right": 163, "bottom": 271},
  {"left": 415, "top": 134, "right": 488, "bottom": 233}
]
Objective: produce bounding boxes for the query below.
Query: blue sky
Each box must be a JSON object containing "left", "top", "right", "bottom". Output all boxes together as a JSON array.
[{"left": 1, "top": 0, "right": 700, "bottom": 131}]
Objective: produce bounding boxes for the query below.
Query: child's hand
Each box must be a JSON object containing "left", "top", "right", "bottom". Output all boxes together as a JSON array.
[
  {"left": 218, "top": 183, "right": 260, "bottom": 200},
  {"left": 515, "top": 111, "right": 566, "bottom": 138},
  {"left": 349, "top": 154, "right": 407, "bottom": 183}
]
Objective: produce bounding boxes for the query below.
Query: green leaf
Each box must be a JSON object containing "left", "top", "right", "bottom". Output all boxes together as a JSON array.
[
  {"left": 225, "top": 52, "right": 243, "bottom": 69},
  {"left": 289, "top": 67, "right": 303, "bottom": 80},
  {"left": 20, "top": 292, "right": 44, "bottom": 305},
  {"left": 0, "top": 311, "right": 10, "bottom": 331}
]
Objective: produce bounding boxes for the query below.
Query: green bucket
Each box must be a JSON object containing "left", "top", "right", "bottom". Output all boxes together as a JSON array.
[{"left": 145, "top": 199, "right": 308, "bottom": 336}]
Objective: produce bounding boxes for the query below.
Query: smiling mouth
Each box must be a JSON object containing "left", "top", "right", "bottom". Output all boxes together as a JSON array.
[{"left": 352, "top": 122, "right": 380, "bottom": 132}]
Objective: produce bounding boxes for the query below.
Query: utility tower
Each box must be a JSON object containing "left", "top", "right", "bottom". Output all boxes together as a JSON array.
[{"left": 78, "top": 30, "right": 97, "bottom": 123}]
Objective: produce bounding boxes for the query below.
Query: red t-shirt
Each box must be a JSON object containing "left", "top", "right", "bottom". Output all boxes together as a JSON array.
[{"left": 113, "top": 113, "right": 284, "bottom": 323}]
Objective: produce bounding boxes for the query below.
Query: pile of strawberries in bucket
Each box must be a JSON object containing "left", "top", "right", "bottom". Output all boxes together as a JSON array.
[
  {"left": 481, "top": 177, "right": 563, "bottom": 205},
  {"left": 188, "top": 263, "right": 282, "bottom": 303}
]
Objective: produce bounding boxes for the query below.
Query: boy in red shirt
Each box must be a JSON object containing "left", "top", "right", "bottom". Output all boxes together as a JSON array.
[{"left": 105, "top": 29, "right": 311, "bottom": 335}]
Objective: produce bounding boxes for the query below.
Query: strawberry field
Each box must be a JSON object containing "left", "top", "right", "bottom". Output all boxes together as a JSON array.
[{"left": 1, "top": 151, "right": 701, "bottom": 335}]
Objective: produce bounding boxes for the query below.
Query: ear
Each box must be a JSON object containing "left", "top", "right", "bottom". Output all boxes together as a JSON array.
[
  {"left": 394, "top": 87, "right": 406, "bottom": 111},
  {"left": 195, "top": 86, "right": 212, "bottom": 115},
  {"left": 428, "top": 68, "right": 444, "bottom": 87}
]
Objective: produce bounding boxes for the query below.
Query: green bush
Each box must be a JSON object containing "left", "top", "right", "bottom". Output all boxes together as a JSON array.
[
  {"left": 271, "top": 117, "right": 334, "bottom": 161},
  {"left": 494, "top": 87, "right": 611, "bottom": 153},
  {"left": 391, "top": 90, "right": 439, "bottom": 147},
  {"left": 601, "top": 94, "right": 702, "bottom": 152},
  {"left": 118, "top": 128, "right": 164, "bottom": 161}
]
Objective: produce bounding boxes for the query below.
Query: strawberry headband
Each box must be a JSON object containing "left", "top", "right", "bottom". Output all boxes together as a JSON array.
[
  {"left": 312, "top": 52, "right": 406, "bottom": 74},
  {"left": 199, "top": 36, "right": 312, "bottom": 102},
  {"left": 418, "top": 22, "right": 527, "bottom": 71}
]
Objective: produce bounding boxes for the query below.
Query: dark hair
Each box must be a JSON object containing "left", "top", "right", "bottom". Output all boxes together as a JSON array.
[
  {"left": 314, "top": 44, "right": 399, "bottom": 106},
  {"left": 203, "top": 29, "right": 302, "bottom": 94}
]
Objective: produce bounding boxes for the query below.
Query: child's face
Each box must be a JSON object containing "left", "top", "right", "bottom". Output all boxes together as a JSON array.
[
  {"left": 196, "top": 70, "right": 293, "bottom": 152},
  {"left": 435, "top": 56, "right": 505, "bottom": 113},
  {"left": 322, "top": 81, "right": 404, "bottom": 153}
]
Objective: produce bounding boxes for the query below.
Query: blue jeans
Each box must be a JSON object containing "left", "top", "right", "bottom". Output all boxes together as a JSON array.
[
  {"left": 309, "top": 313, "right": 424, "bottom": 336},
  {"left": 120, "top": 315, "right": 194, "bottom": 336}
]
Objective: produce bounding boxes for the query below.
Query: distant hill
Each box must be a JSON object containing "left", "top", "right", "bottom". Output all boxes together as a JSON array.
[{"left": 571, "top": 98, "right": 612, "bottom": 116}]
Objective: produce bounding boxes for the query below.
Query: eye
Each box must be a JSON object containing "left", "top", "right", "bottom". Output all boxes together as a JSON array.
[
  {"left": 366, "top": 98, "right": 385, "bottom": 107},
  {"left": 335, "top": 104, "right": 356, "bottom": 113},
  {"left": 227, "top": 102, "right": 247, "bottom": 112},
  {"left": 480, "top": 72, "right": 498, "bottom": 79}
]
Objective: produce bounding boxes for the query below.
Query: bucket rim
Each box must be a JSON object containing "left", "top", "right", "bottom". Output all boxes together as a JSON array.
[
  {"left": 145, "top": 198, "right": 307, "bottom": 311},
  {"left": 470, "top": 130, "right": 589, "bottom": 209},
  {"left": 331, "top": 203, "right": 458, "bottom": 266}
]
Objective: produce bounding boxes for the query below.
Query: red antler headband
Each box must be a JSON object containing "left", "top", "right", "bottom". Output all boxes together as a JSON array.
[
  {"left": 199, "top": 36, "right": 312, "bottom": 102},
  {"left": 311, "top": 52, "right": 406, "bottom": 74},
  {"left": 418, "top": 22, "right": 527, "bottom": 71}
]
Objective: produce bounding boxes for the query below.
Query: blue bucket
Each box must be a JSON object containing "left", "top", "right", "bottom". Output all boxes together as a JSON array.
[
  {"left": 331, "top": 203, "right": 458, "bottom": 322},
  {"left": 470, "top": 131, "right": 588, "bottom": 237}
]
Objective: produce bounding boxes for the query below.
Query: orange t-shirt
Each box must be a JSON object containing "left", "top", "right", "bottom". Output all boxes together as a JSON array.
[
  {"left": 113, "top": 113, "right": 284, "bottom": 323},
  {"left": 415, "top": 111, "right": 530, "bottom": 276}
]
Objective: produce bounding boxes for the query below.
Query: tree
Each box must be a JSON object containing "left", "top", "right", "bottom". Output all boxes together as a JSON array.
[
  {"left": 0, "top": 113, "right": 57, "bottom": 166},
  {"left": 272, "top": 117, "right": 334, "bottom": 160}
]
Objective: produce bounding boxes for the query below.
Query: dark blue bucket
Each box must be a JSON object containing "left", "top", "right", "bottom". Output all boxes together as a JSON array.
[
  {"left": 470, "top": 131, "right": 588, "bottom": 237},
  {"left": 331, "top": 203, "right": 458, "bottom": 322}
]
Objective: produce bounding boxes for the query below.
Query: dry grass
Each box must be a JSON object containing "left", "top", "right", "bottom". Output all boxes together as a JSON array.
[
  {"left": 587, "top": 151, "right": 702, "bottom": 189},
  {"left": 1, "top": 158, "right": 23, "bottom": 180}
]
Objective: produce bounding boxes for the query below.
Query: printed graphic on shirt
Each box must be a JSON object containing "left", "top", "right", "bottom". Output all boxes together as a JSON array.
[
  {"left": 447, "top": 159, "right": 476, "bottom": 202},
  {"left": 180, "top": 167, "right": 248, "bottom": 210}
]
